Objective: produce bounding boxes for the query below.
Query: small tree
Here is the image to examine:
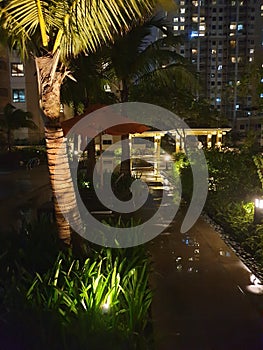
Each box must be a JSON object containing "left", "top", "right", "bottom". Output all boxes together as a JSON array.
[{"left": 0, "top": 103, "right": 37, "bottom": 151}]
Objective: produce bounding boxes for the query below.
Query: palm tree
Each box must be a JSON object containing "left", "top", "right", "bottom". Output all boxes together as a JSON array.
[
  {"left": 0, "top": 103, "right": 37, "bottom": 151},
  {"left": 0, "top": 0, "right": 172, "bottom": 244},
  {"left": 99, "top": 15, "right": 197, "bottom": 174}
]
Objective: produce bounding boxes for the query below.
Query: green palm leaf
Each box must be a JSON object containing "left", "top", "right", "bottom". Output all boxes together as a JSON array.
[{"left": 0, "top": 0, "right": 158, "bottom": 60}]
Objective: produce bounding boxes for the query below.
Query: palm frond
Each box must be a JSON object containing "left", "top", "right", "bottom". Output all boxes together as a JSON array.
[
  {"left": 136, "top": 63, "right": 199, "bottom": 93},
  {"left": 0, "top": 0, "right": 156, "bottom": 60}
]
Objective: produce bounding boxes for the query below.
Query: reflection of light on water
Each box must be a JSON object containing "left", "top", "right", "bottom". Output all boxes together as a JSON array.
[
  {"left": 163, "top": 178, "right": 169, "bottom": 186},
  {"left": 245, "top": 273, "right": 263, "bottom": 294},
  {"left": 177, "top": 264, "right": 183, "bottom": 271},
  {"left": 246, "top": 285, "right": 263, "bottom": 294},
  {"left": 250, "top": 273, "right": 261, "bottom": 285},
  {"left": 219, "top": 249, "right": 231, "bottom": 257}
]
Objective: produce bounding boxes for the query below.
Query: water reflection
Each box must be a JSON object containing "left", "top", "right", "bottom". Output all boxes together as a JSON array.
[
  {"left": 219, "top": 249, "right": 231, "bottom": 257},
  {"left": 174, "top": 234, "right": 201, "bottom": 273}
]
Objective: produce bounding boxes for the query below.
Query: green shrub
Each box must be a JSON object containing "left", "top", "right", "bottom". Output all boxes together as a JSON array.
[{"left": 0, "top": 221, "right": 153, "bottom": 349}]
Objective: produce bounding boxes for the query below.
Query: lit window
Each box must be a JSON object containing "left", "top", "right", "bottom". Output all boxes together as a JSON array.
[
  {"left": 190, "top": 31, "right": 199, "bottom": 38},
  {"left": 180, "top": 8, "right": 185, "bottom": 13},
  {"left": 12, "top": 89, "right": 25, "bottom": 103},
  {"left": 237, "top": 24, "right": 243, "bottom": 31},
  {"left": 192, "top": 0, "right": 198, "bottom": 6},
  {"left": 180, "top": 17, "right": 185, "bottom": 22},
  {"left": 211, "top": 49, "right": 217, "bottom": 54},
  {"left": 261, "top": 78, "right": 263, "bottom": 83},
  {"left": 173, "top": 26, "right": 179, "bottom": 31},
  {"left": 230, "top": 40, "right": 236, "bottom": 47},
  {"left": 192, "top": 16, "right": 198, "bottom": 23},
  {"left": 231, "top": 57, "right": 242, "bottom": 63},
  {"left": 180, "top": 25, "right": 185, "bottom": 30},
  {"left": 260, "top": 93, "right": 263, "bottom": 98},
  {"left": 230, "top": 23, "right": 236, "bottom": 30},
  {"left": 11, "top": 63, "right": 24, "bottom": 77},
  {"left": 217, "top": 65, "right": 222, "bottom": 70},
  {"left": 249, "top": 57, "right": 253, "bottom": 62},
  {"left": 192, "top": 49, "right": 198, "bottom": 54},
  {"left": 216, "top": 97, "right": 221, "bottom": 103},
  {"left": 250, "top": 49, "right": 254, "bottom": 54},
  {"left": 173, "top": 17, "right": 178, "bottom": 22},
  {"left": 235, "top": 104, "right": 239, "bottom": 110}
]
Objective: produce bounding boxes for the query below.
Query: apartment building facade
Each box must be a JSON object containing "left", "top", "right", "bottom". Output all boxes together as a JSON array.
[
  {"left": 0, "top": 45, "right": 44, "bottom": 145},
  {"left": 168, "top": 0, "right": 263, "bottom": 140}
]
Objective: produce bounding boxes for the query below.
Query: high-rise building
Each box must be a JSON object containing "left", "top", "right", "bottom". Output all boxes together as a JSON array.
[{"left": 168, "top": 0, "right": 263, "bottom": 134}]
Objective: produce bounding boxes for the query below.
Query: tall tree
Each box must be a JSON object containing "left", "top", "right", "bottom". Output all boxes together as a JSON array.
[
  {"left": 0, "top": 0, "right": 169, "bottom": 244},
  {"left": 0, "top": 103, "right": 37, "bottom": 151},
  {"left": 100, "top": 15, "right": 197, "bottom": 174}
]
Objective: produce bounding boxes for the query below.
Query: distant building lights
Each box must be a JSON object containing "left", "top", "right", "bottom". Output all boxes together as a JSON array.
[{"left": 190, "top": 31, "right": 199, "bottom": 38}]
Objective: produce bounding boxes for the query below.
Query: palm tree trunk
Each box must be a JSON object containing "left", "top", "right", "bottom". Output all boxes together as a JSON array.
[
  {"left": 45, "top": 123, "right": 81, "bottom": 244},
  {"left": 35, "top": 54, "right": 81, "bottom": 245}
]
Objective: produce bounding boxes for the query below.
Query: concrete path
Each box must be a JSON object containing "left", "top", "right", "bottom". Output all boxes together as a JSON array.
[{"left": 142, "top": 171, "right": 263, "bottom": 350}]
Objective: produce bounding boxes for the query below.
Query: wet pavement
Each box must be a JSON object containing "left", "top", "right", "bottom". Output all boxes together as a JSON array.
[{"left": 143, "top": 170, "right": 263, "bottom": 350}]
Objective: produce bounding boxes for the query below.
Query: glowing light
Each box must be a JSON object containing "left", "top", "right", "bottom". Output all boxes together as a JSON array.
[
  {"left": 255, "top": 198, "right": 263, "bottom": 209},
  {"left": 250, "top": 273, "right": 261, "bottom": 285},
  {"left": 190, "top": 31, "right": 198, "bottom": 38},
  {"left": 101, "top": 302, "right": 110, "bottom": 313}
]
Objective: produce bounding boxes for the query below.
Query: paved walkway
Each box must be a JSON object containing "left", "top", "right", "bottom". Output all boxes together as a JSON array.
[{"left": 141, "top": 170, "right": 263, "bottom": 350}]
